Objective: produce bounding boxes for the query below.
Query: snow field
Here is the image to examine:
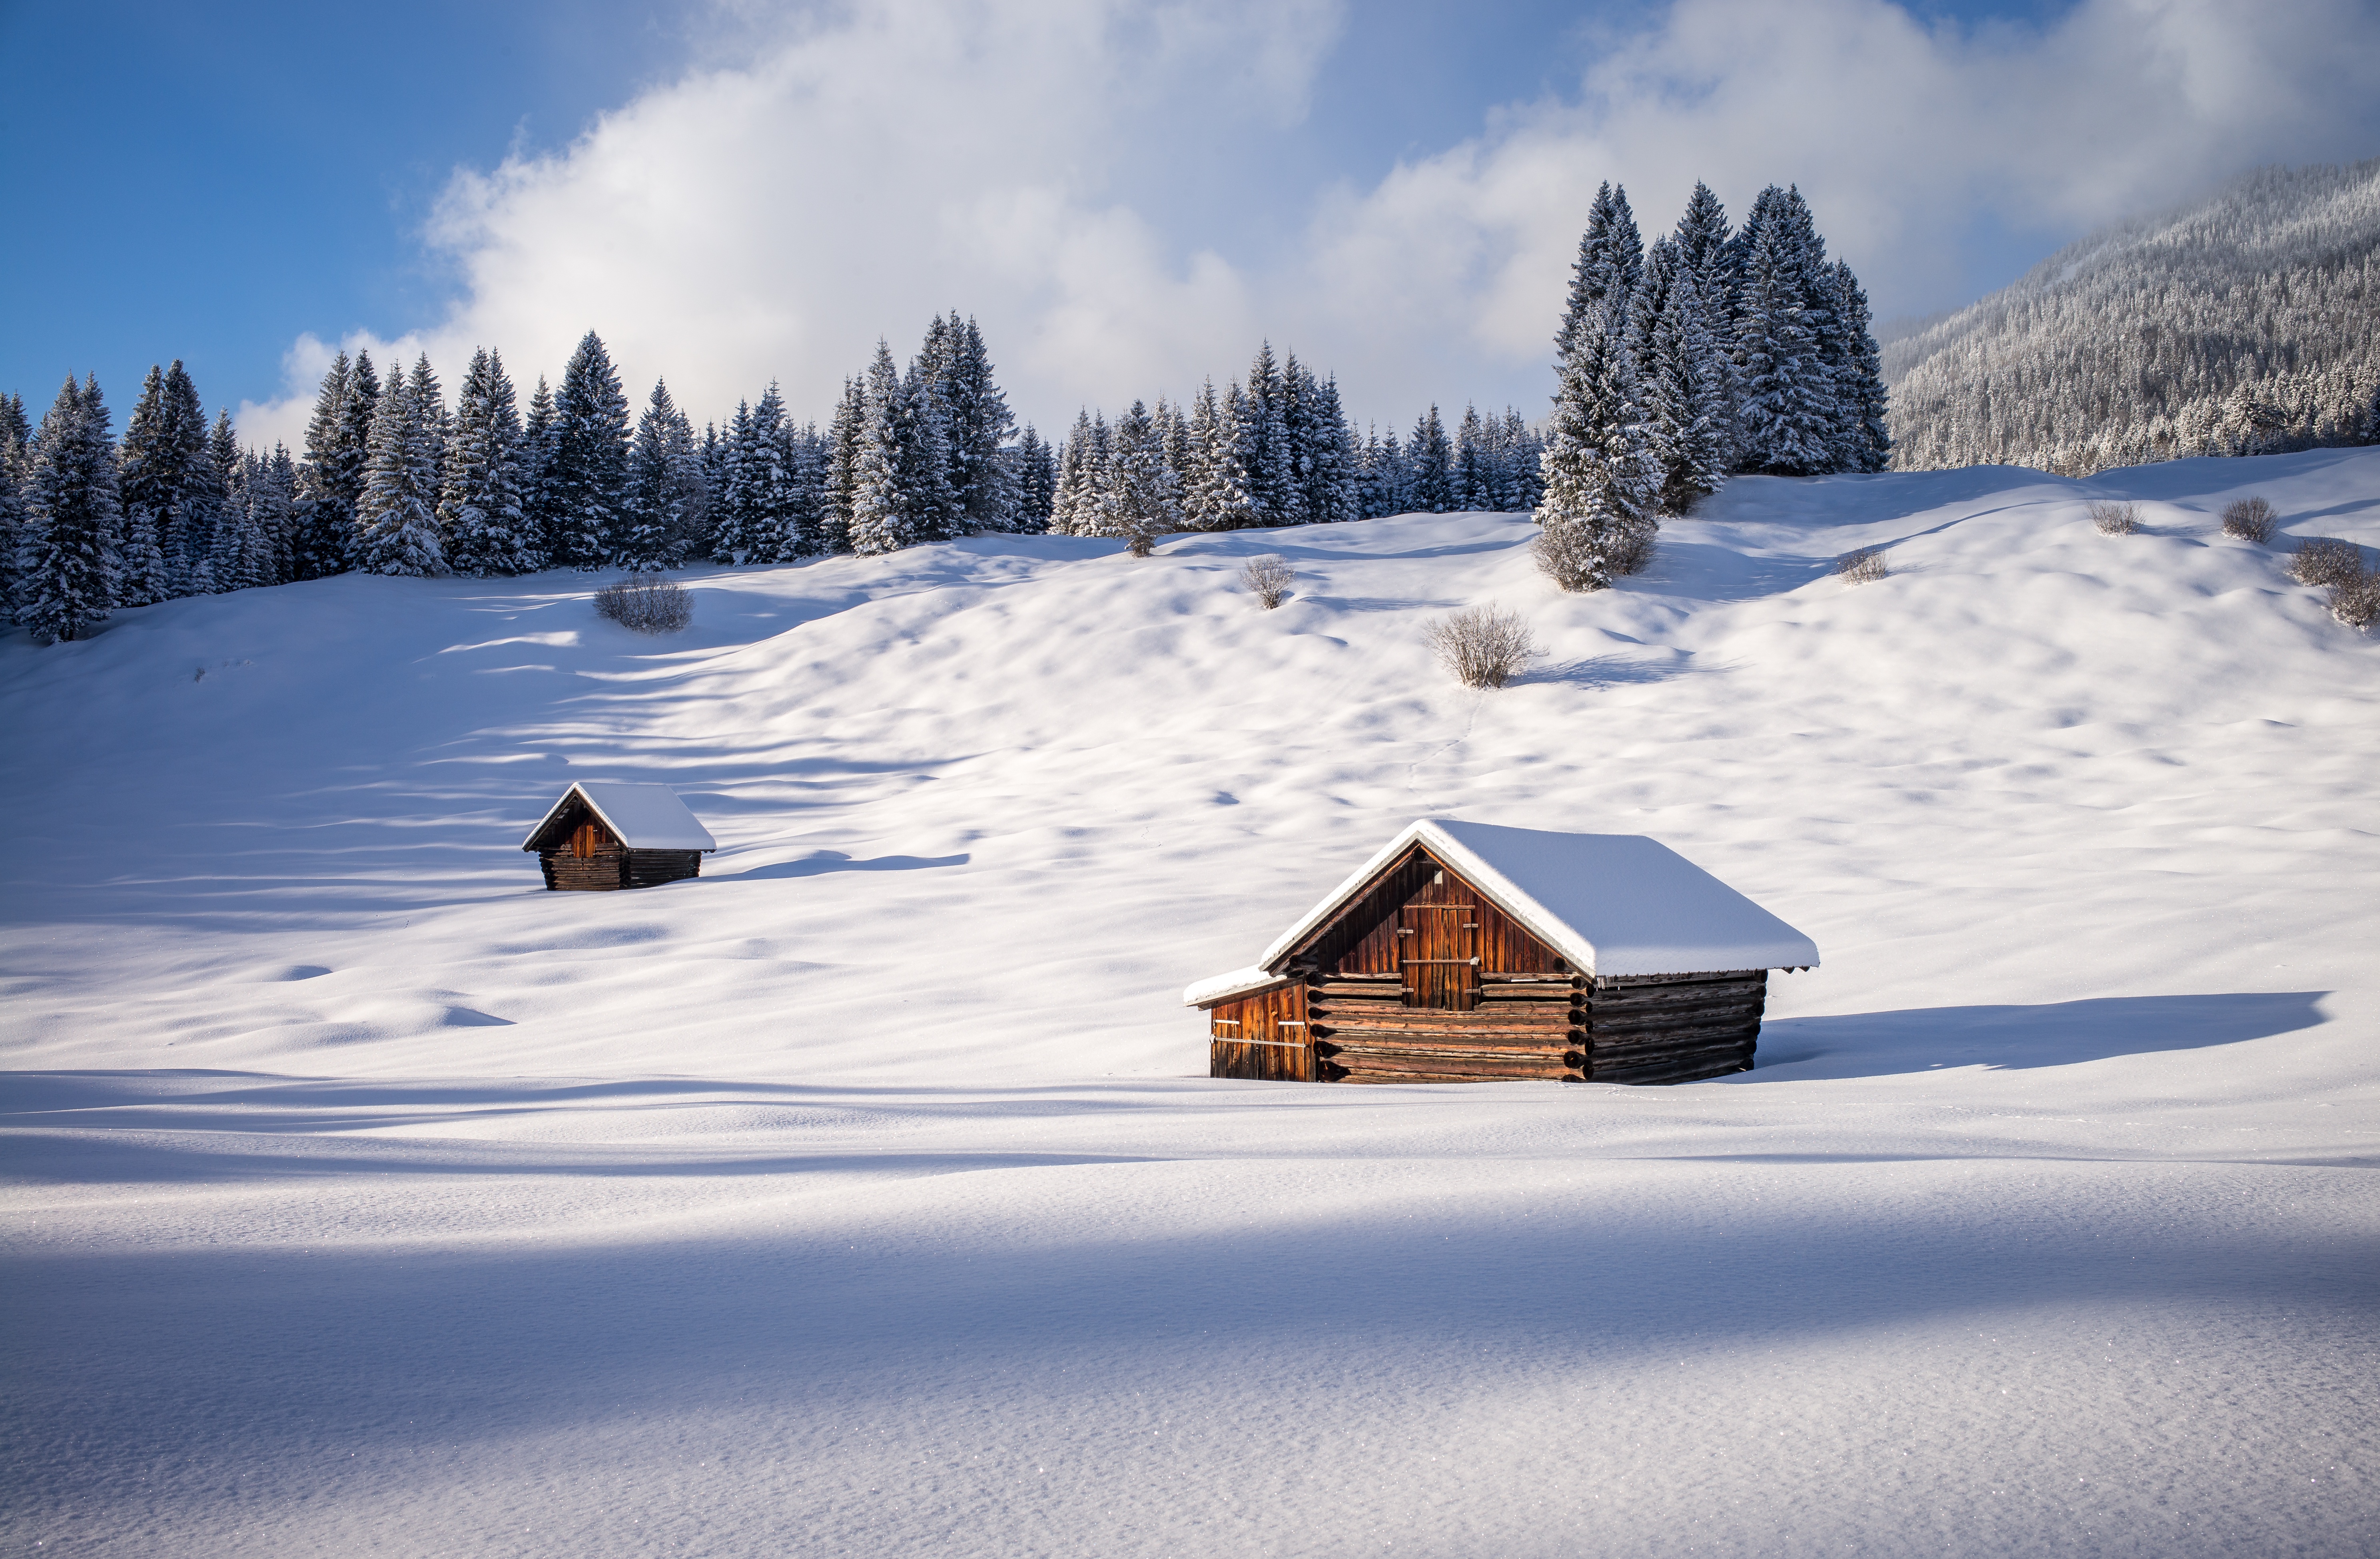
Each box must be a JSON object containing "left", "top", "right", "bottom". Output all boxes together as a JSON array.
[{"left": 3, "top": 447, "right": 2377, "bottom": 1555}]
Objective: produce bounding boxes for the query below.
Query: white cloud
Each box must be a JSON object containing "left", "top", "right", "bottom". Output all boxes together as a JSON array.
[{"left": 240, "top": 0, "right": 2380, "bottom": 449}]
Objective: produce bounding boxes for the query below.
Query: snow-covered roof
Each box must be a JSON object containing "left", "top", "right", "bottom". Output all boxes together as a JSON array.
[
  {"left": 521, "top": 781, "right": 716, "bottom": 852},
  {"left": 1182, "top": 966, "right": 1291, "bottom": 1008},
  {"left": 1184, "top": 819, "right": 1818, "bottom": 1005}
]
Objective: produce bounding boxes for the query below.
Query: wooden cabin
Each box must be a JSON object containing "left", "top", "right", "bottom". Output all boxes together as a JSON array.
[
  {"left": 1185, "top": 819, "right": 1819, "bottom": 1085},
  {"left": 520, "top": 781, "right": 716, "bottom": 891}
]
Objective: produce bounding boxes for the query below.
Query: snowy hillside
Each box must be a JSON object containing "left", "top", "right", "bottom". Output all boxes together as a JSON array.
[
  {"left": 1885, "top": 158, "right": 2380, "bottom": 474},
  {"left": 4, "top": 450, "right": 2378, "bottom": 1557}
]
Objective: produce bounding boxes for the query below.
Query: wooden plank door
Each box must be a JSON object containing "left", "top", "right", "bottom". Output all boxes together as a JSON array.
[{"left": 1399, "top": 872, "right": 1478, "bottom": 1011}]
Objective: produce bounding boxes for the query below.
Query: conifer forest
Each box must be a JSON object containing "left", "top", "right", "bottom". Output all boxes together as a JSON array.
[{"left": 6, "top": 164, "right": 2375, "bottom": 644}]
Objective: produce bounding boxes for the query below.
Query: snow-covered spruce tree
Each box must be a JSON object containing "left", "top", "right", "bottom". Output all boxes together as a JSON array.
[
  {"left": 1356, "top": 425, "right": 1408, "bottom": 518},
  {"left": 114, "top": 364, "right": 186, "bottom": 606},
  {"left": 818, "top": 376, "right": 863, "bottom": 556},
  {"left": 1536, "top": 295, "right": 1660, "bottom": 591},
  {"left": 1641, "top": 260, "right": 1734, "bottom": 512},
  {"left": 896, "top": 353, "right": 961, "bottom": 544},
  {"left": 237, "top": 444, "right": 298, "bottom": 589},
  {"left": 1237, "top": 343, "right": 1291, "bottom": 526},
  {"left": 548, "top": 332, "right": 630, "bottom": 568},
  {"left": 18, "top": 375, "right": 121, "bottom": 643},
  {"left": 353, "top": 356, "right": 445, "bottom": 576},
  {"left": 848, "top": 343, "right": 917, "bottom": 555},
  {"left": 519, "top": 375, "right": 562, "bottom": 564},
  {"left": 202, "top": 411, "right": 256, "bottom": 591},
  {"left": 932, "top": 315, "right": 1019, "bottom": 533},
  {"left": 440, "top": 347, "right": 536, "bottom": 577},
  {"left": 1050, "top": 409, "right": 1093, "bottom": 534},
  {"left": 1673, "top": 181, "right": 1737, "bottom": 328},
  {"left": 1734, "top": 198, "right": 1837, "bottom": 476},
  {"left": 708, "top": 401, "right": 763, "bottom": 564},
  {"left": 1830, "top": 260, "right": 1891, "bottom": 471},
  {"left": 745, "top": 384, "right": 798, "bottom": 561},
  {"left": 620, "top": 379, "right": 702, "bottom": 570},
  {"left": 1011, "top": 424, "right": 1056, "bottom": 532},
  {"left": 1558, "top": 182, "right": 1645, "bottom": 359},
  {"left": 1109, "top": 399, "right": 1179, "bottom": 555},
  {"left": 1183, "top": 378, "right": 1249, "bottom": 530},
  {"left": 1453, "top": 405, "right": 1492, "bottom": 510},
  {"left": 1407, "top": 405, "right": 1454, "bottom": 513},
  {"left": 290, "top": 351, "right": 355, "bottom": 579},
  {"left": 1301, "top": 372, "right": 1355, "bottom": 526},
  {"left": 320, "top": 349, "right": 381, "bottom": 570},
  {"left": 1075, "top": 412, "right": 1122, "bottom": 537},
  {"left": 0, "top": 392, "right": 31, "bottom": 613}
]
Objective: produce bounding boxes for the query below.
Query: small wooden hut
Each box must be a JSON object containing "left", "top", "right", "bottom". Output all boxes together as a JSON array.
[
  {"left": 1185, "top": 819, "right": 1819, "bottom": 1085},
  {"left": 521, "top": 781, "right": 716, "bottom": 891}
]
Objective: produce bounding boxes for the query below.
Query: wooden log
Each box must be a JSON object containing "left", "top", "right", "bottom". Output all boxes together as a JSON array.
[
  {"left": 1593, "top": 1052, "right": 1753, "bottom": 1086},
  {"left": 1319, "top": 1010, "right": 1574, "bottom": 1031},
  {"left": 1591, "top": 1042, "right": 1754, "bottom": 1077},
  {"left": 1589, "top": 1014, "right": 1762, "bottom": 1049},
  {"left": 1324, "top": 1039, "right": 1581, "bottom": 1062},
  {"left": 1587, "top": 978, "right": 1766, "bottom": 1010},
  {"left": 1592, "top": 969, "right": 1764, "bottom": 990},
  {"left": 1333, "top": 1064, "right": 1580, "bottom": 1084},
  {"left": 1316, "top": 1024, "right": 1579, "bottom": 1045}
]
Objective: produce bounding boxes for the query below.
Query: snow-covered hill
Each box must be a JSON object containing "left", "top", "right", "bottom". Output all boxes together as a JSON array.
[{"left": 4, "top": 451, "right": 2377, "bottom": 1557}]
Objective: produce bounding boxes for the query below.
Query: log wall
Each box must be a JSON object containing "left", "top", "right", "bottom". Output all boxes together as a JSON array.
[{"left": 1208, "top": 982, "right": 1315, "bottom": 1082}]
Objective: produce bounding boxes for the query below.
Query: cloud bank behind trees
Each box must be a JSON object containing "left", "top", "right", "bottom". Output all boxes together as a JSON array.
[{"left": 238, "top": 0, "right": 2380, "bottom": 449}]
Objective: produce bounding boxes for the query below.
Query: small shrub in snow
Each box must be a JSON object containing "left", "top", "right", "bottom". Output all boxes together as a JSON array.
[
  {"left": 2089, "top": 501, "right": 2141, "bottom": 535},
  {"left": 595, "top": 573, "right": 693, "bottom": 634},
  {"left": 1239, "top": 555, "right": 1295, "bottom": 609},
  {"left": 2220, "top": 496, "right": 2278, "bottom": 543},
  {"left": 1606, "top": 521, "right": 1657, "bottom": 578},
  {"left": 2330, "top": 567, "right": 2379, "bottom": 631},
  {"left": 1426, "top": 605, "right": 1539, "bottom": 689},
  {"left": 2290, "top": 537, "right": 2363, "bottom": 589},
  {"left": 1837, "top": 546, "right": 1889, "bottom": 584}
]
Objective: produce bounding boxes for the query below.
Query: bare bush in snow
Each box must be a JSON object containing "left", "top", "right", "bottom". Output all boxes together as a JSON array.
[
  {"left": 2221, "top": 496, "right": 2278, "bottom": 543},
  {"left": 1607, "top": 520, "right": 1658, "bottom": 578},
  {"left": 2290, "top": 537, "right": 2363, "bottom": 589},
  {"left": 1426, "top": 605, "right": 1539, "bottom": 690},
  {"left": 2330, "top": 567, "right": 2379, "bottom": 631},
  {"left": 1239, "top": 555, "right": 1294, "bottom": 609},
  {"left": 2090, "top": 501, "right": 2141, "bottom": 535},
  {"left": 1837, "top": 546, "right": 1890, "bottom": 584},
  {"left": 595, "top": 574, "right": 693, "bottom": 634}
]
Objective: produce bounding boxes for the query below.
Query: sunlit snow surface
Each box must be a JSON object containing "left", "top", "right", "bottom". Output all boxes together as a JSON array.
[{"left": 4, "top": 451, "right": 2376, "bottom": 1557}]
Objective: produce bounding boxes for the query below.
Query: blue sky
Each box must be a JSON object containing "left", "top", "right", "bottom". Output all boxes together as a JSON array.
[{"left": 4, "top": 0, "right": 2374, "bottom": 441}]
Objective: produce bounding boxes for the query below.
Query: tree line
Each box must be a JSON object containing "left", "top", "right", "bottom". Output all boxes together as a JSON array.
[
  {"left": 1534, "top": 180, "right": 1891, "bottom": 589},
  {"left": 1047, "top": 342, "right": 1546, "bottom": 549}
]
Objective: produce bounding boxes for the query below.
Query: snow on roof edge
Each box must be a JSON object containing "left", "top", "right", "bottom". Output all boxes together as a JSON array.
[
  {"left": 1182, "top": 966, "right": 1290, "bottom": 1009},
  {"left": 520, "top": 781, "right": 717, "bottom": 852},
  {"left": 1219, "top": 818, "right": 1817, "bottom": 981}
]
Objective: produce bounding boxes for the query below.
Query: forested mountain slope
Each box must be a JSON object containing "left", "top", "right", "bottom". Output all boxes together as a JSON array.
[{"left": 1886, "top": 158, "right": 2380, "bottom": 474}]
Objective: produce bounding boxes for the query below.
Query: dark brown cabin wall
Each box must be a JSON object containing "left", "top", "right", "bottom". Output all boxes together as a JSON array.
[
  {"left": 1209, "top": 984, "right": 1313, "bottom": 1081},
  {"left": 623, "top": 849, "right": 702, "bottom": 888},
  {"left": 1583, "top": 970, "right": 1765, "bottom": 1083}
]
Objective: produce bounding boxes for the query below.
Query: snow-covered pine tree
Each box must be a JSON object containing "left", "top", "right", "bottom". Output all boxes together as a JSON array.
[
  {"left": 0, "top": 392, "right": 30, "bottom": 613},
  {"left": 114, "top": 364, "right": 183, "bottom": 606},
  {"left": 1301, "top": 372, "right": 1355, "bottom": 525},
  {"left": 818, "top": 377, "right": 863, "bottom": 556},
  {"left": 896, "top": 355, "right": 961, "bottom": 544},
  {"left": 353, "top": 356, "right": 445, "bottom": 576},
  {"left": 1537, "top": 295, "right": 1660, "bottom": 590},
  {"left": 1181, "top": 378, "right": 1240, "bottom": 530},
  {"left": 1109, "top": 399, "right": 1178, "bottom": 554},
  {"left": 1237, "top": 343, "right": 1291, "bottom": 525},
  {"left": 1277, "top": 350, "right": 1315, "bottom": 525},
  {"left": 1079, "top": 411, "right": 1121, "bottom": 537},
  {"left": 708, "top": 401, "right": 763, "bottom": 564},
  {"left": 1407, "top": 405, "right": 1454, "bottom": 513},
  {"left": 1051, "top": 409, "right": 1094, "bottom": 535},
  {"left": 321, "top": 350, "right": 381, "bottom": 568},
  {"left": 17, "top": 375, "right": 121, "bottom": 643},
  {"left": 776, "top": 411, "right": 824, "bottom": 561},
  {"left": 1673, "top": 181, "right": 1736, "bottom": 331},
  {"left": 549, "top": 332, "right": 631, "bottom": 567},
  {"left": 1356, "top": 425, "right": 1410, "bottom": 518},
  {"left": 1642, "top": 263, "right": 1734, "bottom": 512},
  {"left": 247, "top": 444, "right": 299, "bottom": 588},
  {"left": 936, "top": 316, "right": 1019, "bottom": 533},
  {"left": 1453, "top": 404, "right": 1492, "bottom": 511},
  {"left": 202, "top": 411, "right": 256, "bottom": 591},
  {"left": 1557, "top": 182, "right": 1646, "bottom": 359},
  {"left": 743, "top": 383, "right": 798, "bottom": 561},
  {"left": 1734, "top": 200, "right": 1836, "bottom": 476},
  {"left": 849, "top": 342, "right": 916, "bottom": 555},
  {"left": 519, "top": 375, "right": 561, "bottom": 565},
  {"left": 440, "top": 348, "right": 536, "bottom": 576},
  {"left": 1012, "top": 424, "right": 1056, "bottom": 533},
  {"left": 158, "top": 363, "right": 223, "bottom": 595},
  {"left": 620, "top": 379, "right": 698, "bottom": 571},
  {"left": 290, "top": 351, "right": 355, "bottom": 579},
  {"left": 1831, "top": 260, "right": 1891, "bottom": 472}
]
